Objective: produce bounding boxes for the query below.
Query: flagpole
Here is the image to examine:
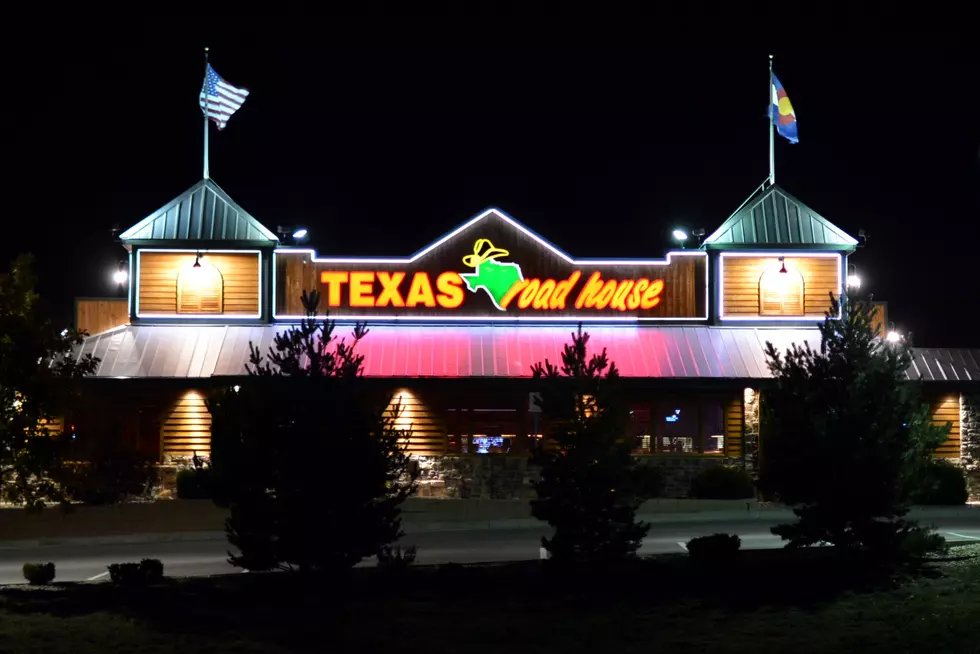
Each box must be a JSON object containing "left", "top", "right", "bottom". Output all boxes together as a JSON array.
[
  {"left": 768, "top": 53, "right": 775, "bottom": 186},
  {"left": 203, "top": 47, "right": 210, "bottom": 180}
]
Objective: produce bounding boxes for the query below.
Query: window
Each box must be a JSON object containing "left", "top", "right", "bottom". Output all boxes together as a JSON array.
[
  {"left": 176, "top": 262, "right": 223, "bottom": 314},
  {"left": 448, "top": 408, "right": 519, "bottom": 454},
  {"left": 631, "top": 397, "right": 727, "bottom": 455},
  {"left": 758, "top": 262, "right": 804, "bottom": 316}
]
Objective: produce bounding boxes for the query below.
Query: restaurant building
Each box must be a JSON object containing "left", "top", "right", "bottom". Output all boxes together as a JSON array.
[{"left": 71, "top": 178, "right": 980, "bottom": 499}]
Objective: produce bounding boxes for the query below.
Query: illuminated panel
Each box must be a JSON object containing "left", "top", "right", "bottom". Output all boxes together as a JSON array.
[
  {"left": 719, "top": 251, "right": 842, "bottom": 321},
  {"left": 273, "top": 208, "right": 709, "bottom": 323},
  {"left": 162, "top": 390, "right": 211, "bottom": 457},
  {"left": 136, "top": 249, "right": 261, "bottom": 319}
]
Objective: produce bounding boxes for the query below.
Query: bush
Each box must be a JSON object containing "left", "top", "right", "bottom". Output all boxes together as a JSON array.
[
  {"left": 60, "top": 451, "right": 157, "bottom": 505},
  {"left": 22, "top": 562, "right": 55, "bottom": 585},
  {"left": 912, "top": 459, "right": 968, "bottom": 506},
  {"left": 690, "top": 466, "right": 755, "bottom": 499},
  {"left": 377, "top": 544, "right": 417, "bottom": 571},
  {"left": 108, "top": 559, "right": 164, "bottom": 585},
  {"left": 140, "top": 558, "right": 164, "bottom": 583},
  {"left": 176, "top": 468, "right": 213, "bottom": 499},
  {"left": 686, "top": 533, "right": 741, "bottom": 563}
]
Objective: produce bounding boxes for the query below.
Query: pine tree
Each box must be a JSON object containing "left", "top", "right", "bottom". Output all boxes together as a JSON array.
[
  {"left": 759, "top": 294, "right": 949, "bottom": 556},
  {"left": 208, "top": 290, "right": 417, "bottom": 573},
  {"left": 0, "top": 255, "right": 98, "bottom": 510},
  {"left": 530, "top": 327, "right": 654, "bottom": 563}
]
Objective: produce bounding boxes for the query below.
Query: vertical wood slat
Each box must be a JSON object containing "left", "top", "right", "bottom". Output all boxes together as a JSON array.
[
  {"left": 76, "top": 299, "right": 129, "bottom": 336},
  {"left": 929, "top": 394, "right": 961, "bottom": 459},
  {"left": 723, "top": 395, "right": 743, "bottom": 458}
]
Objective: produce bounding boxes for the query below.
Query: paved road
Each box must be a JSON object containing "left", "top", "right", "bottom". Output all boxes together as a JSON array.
[{"left": 2, "top": 517, "right": 978, "bottom": 584}]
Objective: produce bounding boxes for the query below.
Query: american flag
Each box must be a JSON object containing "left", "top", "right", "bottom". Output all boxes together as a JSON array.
[{"left": 199, "top": 64, "right": 248, "bottom": 130}]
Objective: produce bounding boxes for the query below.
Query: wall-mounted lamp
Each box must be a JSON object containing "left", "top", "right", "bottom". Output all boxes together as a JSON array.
[
  {"left": 112, "top": 260, "right": 128, "bottom": 286},
  {"left": 885, "top": 320, "right": 901, "bottom": 343},
  {"left": 277, "top": 225, "right": 310, "bottom": 244},
  {"left": 192, "top": 251, "right": 202, "bottom": 268},
  {"left": 778, "top": 256, "right": 788, "bottom": 274},
  {"left": 846, "top": 263, "right": 861, "bottom": 290}
]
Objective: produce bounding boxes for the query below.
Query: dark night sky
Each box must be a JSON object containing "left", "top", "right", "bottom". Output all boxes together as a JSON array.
[{"left": 9, "top": 17, "right": 980, "bottom": 345}]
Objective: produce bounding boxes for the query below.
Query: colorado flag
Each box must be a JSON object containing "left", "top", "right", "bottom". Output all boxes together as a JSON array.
[{"left": 769, "top": 73, "right": 798, "bottom": 144}]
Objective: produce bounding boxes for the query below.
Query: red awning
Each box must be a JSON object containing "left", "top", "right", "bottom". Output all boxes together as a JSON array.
[{"left": 76, "top": 324, "right": 841, "bottom": 379}]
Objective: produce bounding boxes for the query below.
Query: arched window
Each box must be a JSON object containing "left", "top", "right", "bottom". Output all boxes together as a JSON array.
[
  {"left": 176, "top": 260, "right": 224, "bottom": 314},
  {"left": 758, "top": 259, "right": 804, "bottom": 316}
]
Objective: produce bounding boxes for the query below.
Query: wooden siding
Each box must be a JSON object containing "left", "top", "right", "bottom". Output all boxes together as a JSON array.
[
  {"left": 76, "top": 298, "right": 128, "bottom": 336},
  {"left": 723, "top": 255, "right": 840, "bottom": 317},
  {"left": 138, "top": 252, "right": 259, "bottom": 316},
  {"left": 930, "top": 394, "right": 961, "bottom": 459},
  {"left": 386, "top": 389, "right": 447, "bottom": 455},
  {"left": 871, "top": 302, "right": 888, "bottom": 338},
  {"left": 723, "top": 396, "right": 744, "bottom": 458},
  {"left": 162, "top": 391, "right": 211, "bottom": 457},
  {"left": 275, "top": 213, "right": 707, "bottom": 319}
]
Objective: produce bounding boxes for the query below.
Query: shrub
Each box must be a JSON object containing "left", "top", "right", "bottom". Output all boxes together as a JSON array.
[
  {"left": 60, "top": 451, "right": 157, "bottom": 505},
  {"left": 686, "top": 533, "right": 741, "bottom": 563},
  {"left": 176, "top": 468, "right": 213, "bottom": 499},
  {"left": 377, "top": 544, "right": 417, "bottom": 570},
  {"left": 690, "top": 466, "right": 755, "bottom": 499},
  {"left": 912, "top": 459, "right": 968, "bottom": 506},
  {"left": 108, "top": 559, "right": 164, "bottom": 585},
  {"left": 22, "top": 562, "right": 55, "bottom": 585},
  {"left": 140, "top": 558, "right": 164, "bottom": 583}
]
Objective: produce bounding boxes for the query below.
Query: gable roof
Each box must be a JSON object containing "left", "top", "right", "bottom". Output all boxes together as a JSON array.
[
  {"left": 704, "top": 183, "right": 858, "bottom": 250},
  {"left": 119, "top": 178, "right": 278, "bottom": 244}
]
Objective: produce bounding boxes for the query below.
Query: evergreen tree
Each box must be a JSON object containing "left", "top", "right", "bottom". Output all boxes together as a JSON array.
[
  {"left": 530, "top": 327, "right": 655, "bottom": 563},
  {"left": 208, "top": 290, "right": 417, "bottom": 573},
  {"left": 0, "top": 255, "right": 98, "bottom": 510},
  {"left": 759, "top": 294, "right": 949, "bottom": 556}
]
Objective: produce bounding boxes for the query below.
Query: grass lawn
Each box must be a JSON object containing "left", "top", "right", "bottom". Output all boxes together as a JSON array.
[{"left": 1, "top": 544, "right": 978, "bottom": 653}]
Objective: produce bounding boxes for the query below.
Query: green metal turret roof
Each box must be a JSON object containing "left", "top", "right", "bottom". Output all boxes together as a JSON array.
[
  {"left": 704, "top": 183, "right": 858, "bottom": 251},
  {"left": 119, "top": 178, "right": 278, "bottom": 245}
]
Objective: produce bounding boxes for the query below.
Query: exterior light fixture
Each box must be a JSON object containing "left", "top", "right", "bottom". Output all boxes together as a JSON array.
[
  {"left": 192, "top": 252, "right": 202, "bottom": 268},
  {"left": 672, "top": 229, "right": 688, "bottom": 242},
  {"left": 778, "top": 256, "right": 788, "bottom": 274},
  {"left": 112, "top": 260, "right": 128, "bottom": 285},
  {"left": 846, "top": 263, "right": 861, "bottom": 290},
  {"left": 292, "top": 228, "right": 308, "bottom": 240},
  {"left": 885, "top": 320, "right": 901, "bottom": 343}
]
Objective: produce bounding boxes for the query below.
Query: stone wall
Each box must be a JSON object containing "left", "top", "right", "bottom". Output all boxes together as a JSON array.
[
  {"left": 962, "top": 394, "right": 980, "bottom": 501},
  {"left": 413, "top": 456, "right": 540, "bottom": 500},
  {"left": 154, "top": 454, "right": 211, "bottom": 500},
  {"left": 412, "top": 454, "right": 747, "bottom": 500},
  {"left": 636, "top": 455, "right": 745, "bottom": 499}
]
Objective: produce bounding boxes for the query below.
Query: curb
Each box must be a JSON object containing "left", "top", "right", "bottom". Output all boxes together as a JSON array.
[{"left": 0, "top": 531, "right": 227, "bottom": 550}]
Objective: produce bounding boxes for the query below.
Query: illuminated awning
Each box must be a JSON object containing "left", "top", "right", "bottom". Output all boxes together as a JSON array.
[{"left": 72, "top": 324, "right": 979, "bottom": 383}]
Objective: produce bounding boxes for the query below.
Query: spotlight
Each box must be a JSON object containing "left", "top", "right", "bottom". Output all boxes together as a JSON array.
[
  {"left": 292, "top": 228, "right": 308, "bottom": 240},
  {"left": 672, "top": 229, "right": 688, "bottom": 242}
]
